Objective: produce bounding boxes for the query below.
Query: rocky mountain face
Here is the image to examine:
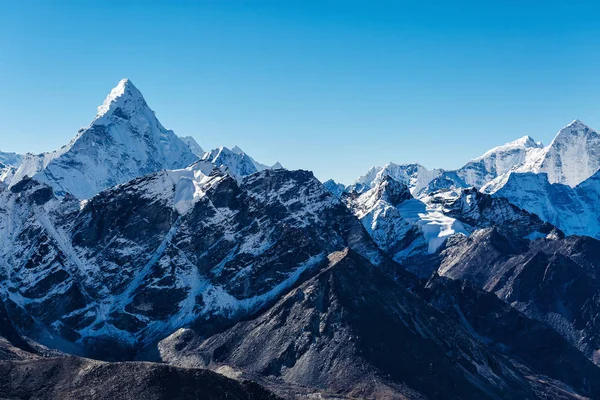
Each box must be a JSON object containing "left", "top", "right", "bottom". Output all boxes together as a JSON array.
[
  {"left": 4, "top": 162, "right": 597, "bottom": 398},
  {"left": 160, "top": 249, "right": 582, "bottom": 400},
  {"left": 0, "top": 294, "right": 280, "bottom": 400},
  {"left": 0, "top": 310, "right": 279, "bottom": 400},
  {"left": 427, "top": 187, "right": 562, "bottom": 239},
  {"left": 322, "top": 179, "right": 346, "bottom": 198},
  {"left": 422, "top": 275, "right": 600, "bottom": 399},
  {"left": 0, "top": 165, "right": 386, "bottom": 359},
  {"left": 343, "top": 175, "right": 428, "bottom": 262},
  {"left": 436, "top": 229, "right": 600, "bottom": 365},
  {"left": 0, "top": 356, "right": 280, "bottom": 400},
  {"left": 0, "top": 298, "right": 38, "bottom": 361}
]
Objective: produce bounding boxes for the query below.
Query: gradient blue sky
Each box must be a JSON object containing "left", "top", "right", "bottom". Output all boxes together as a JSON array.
[{"left": 2, "top": 1, "right": 600, "bottom": 184}]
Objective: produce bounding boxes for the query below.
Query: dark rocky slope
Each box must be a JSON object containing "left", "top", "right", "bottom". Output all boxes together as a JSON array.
[
  {"left": 159, "top": 249, "right": 582, "bottom": 400},
  {"left": 0, "top": 169, "right": 387, "bottom": 359},
  {"left": 0, "top": 356, "right": 280, "bottom": 400},
  {"left": 423, "top": 275, "right": 600, "bottom": 398},
  {"left": 437, "top": 229, "right": 600, "bottom": 365}
]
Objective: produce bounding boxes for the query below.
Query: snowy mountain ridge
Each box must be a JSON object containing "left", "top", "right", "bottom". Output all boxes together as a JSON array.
[
  {"left": 452, "top": 135, "right": 545, "bottom": 189},
  {"left": 340, "top": 174, "right": 555, "bottom": 275},
  {"left": 350, "top": 162, "right": 443, "bottom": 195},
  {"left": 0, "top": 151, "right": 23, "bottom": 168},
  {"left": 462, "top": 119, "right": 600, "bottom": 193},
  {"left": 6, "top": 79, "right": 281, "bottom": 200},
  {"left": 510, "top": 119, "right": 600, "bottom": 186},
  {"left": 345, "top": 119, "right": 600, "bottom": 200},
  {"left": 481, "top": 170, "right": 600, "bottom": 238},
  {"left": 0, "top": 152, "right": 23, "bottom": 185},
  {"left": 201, "top": 146, "right": 282, "bottom": 181},
  {"left": 474, "top": 135, "right": 542, "bottom": 160}
]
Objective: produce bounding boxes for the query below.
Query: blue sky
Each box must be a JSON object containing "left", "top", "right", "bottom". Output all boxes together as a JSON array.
[{"left": 2, "top": 1, "right": 600, "bottom": 184}]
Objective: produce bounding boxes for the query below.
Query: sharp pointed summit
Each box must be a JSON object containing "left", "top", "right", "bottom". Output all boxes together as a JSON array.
[
  {"left": 552, "top": 119, "right": 597, "bottom": 142},
  {"left": 10, "top": 79, "right": 199, "bottom": 199},
  {"left": 95, "top": 78, "right": 147, "bottom": 121}
]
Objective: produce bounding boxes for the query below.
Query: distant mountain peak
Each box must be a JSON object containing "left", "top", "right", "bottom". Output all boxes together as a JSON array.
[
  {"left": 475, "top": 135, "right": 543, "bottom": 161},
  {"left": 566, "top": 118, "right": 586, "bottom": 127},
  {"left": 354, "top": 162, "right": 443, "bottom": 195},
  {"left": 514, "top": 135, "right": 542, "bottom": 147},
  {"left": 231, "top": 145, "right": 245, "bottom": 155},
  {"left": 552, "top": 119, "right": 598, "bottom": 142},
  {"left": 323, "top": 179, "right": 346, "bottom": 198},
  {"left": 180, "top": 136, "right": 205, "bottom": 157},
  {"left": 521, "top": 119, "right": 600, "bottom": 187}
]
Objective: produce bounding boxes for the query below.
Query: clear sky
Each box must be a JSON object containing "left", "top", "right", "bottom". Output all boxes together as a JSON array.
[{"left": 2, "top": 1, "right": 600, "bottom": 184}]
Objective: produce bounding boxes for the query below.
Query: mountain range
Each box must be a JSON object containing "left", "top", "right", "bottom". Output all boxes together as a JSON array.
[{"left": 2, "top": 79, "right": 600, "bottom": 399}]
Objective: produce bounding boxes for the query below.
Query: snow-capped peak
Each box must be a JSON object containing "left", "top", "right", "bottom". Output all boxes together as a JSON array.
[
  {"left": 474, "top": 135, "right": 543, "bottom": 161},
  {"left": 565, "top": 118, "right": 587, "bottom": 128},
  {"left": 551, "top": 119, "right": 598, "bottom": 143},
  {"left": 508, "top": 119, "right": 600, "bottom": 187},
  {"left": 323, "top": 179, "right": 346, "bottom": 198},
  {"left": 354, "top": 162, "right": 443, "bottom": 195},
  {"left": 515, "top": 135, "right": 541, "bottom": 147},
  {"left": 441, "top": 133, "right": 546, "bottom": 191},
  {"left": 203, "top": 145, "right": 283, "bottom": 178},
  {"left": 95, "top": 78, "right": 147, "bottom": 121},
  {"left": 10, "top": 79, "right": 199, "bottom": 199},
  {"left": 201, "top": 147, "right": 256, "bottom": 178}
]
